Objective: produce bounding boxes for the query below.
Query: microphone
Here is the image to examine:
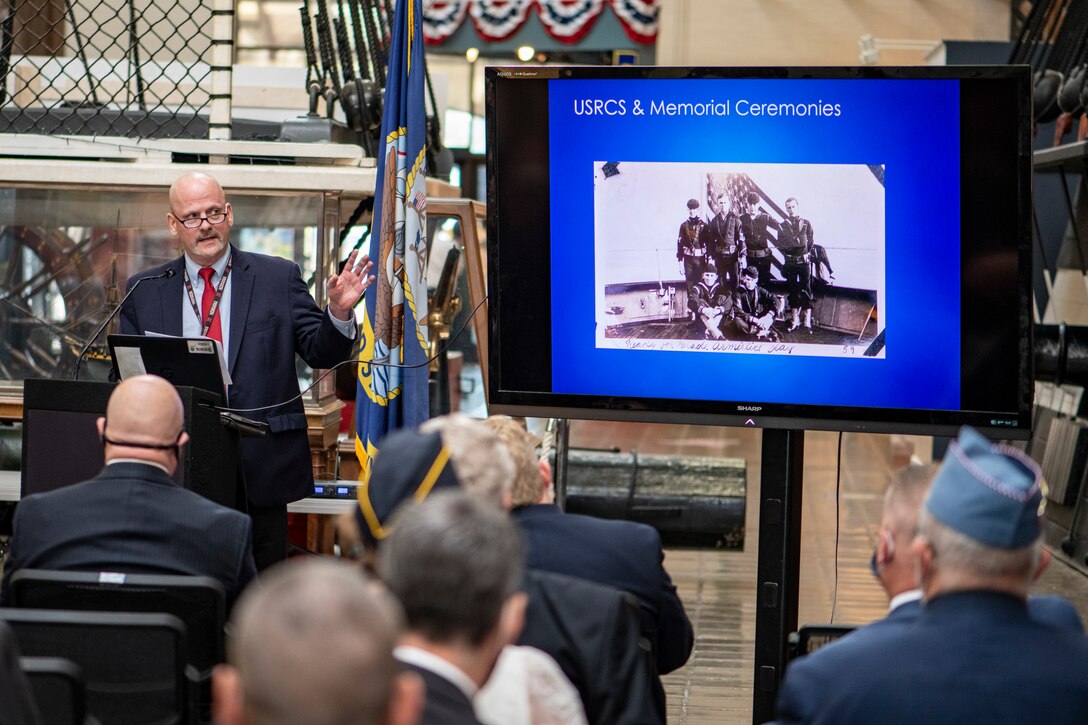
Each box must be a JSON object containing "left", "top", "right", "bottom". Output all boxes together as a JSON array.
[{"left": 74, "top": 268, "right": 176, "bottom": 380}]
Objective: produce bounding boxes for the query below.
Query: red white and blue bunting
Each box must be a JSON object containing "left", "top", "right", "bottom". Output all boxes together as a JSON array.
[
  {"left": 422, "top": 0, "right": 658, "bottom": 45},
  {"left": 537, "top": 0, "right": 606, "bottom": 43},
  {"left": 468, "top": 0, "right": 535, "bottom": 42},
  {"left": 423, "top": 1, "right": 471, "bottom": 44},
  {"left": 610, "top": 0, "right": 656, "bottom": 44}
]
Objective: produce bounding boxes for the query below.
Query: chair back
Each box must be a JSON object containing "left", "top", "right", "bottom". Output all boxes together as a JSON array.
[
  {"left": 9, "top": 569, "right": 225, "bottom": 679},
  {"left": 2, "top": 608, "right": 194, "bottom": 725},
  {"left": 20, "top": 656, "right": 88, "bottom": 725}
]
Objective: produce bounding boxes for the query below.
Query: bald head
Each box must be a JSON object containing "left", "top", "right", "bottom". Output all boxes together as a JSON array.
[
  {"left": 169, "top": 172, "right": 223, "bottom": 208},
  {"left": 98, "top": 375, "right": 187, "bottom": 471},
  {"left": 216, "top": 559, "right": 411, "bottom": 725}
]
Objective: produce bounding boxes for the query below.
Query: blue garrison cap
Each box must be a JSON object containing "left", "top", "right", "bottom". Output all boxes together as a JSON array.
[
  {"left": 925, "top": 427, "right": 1044, "bottom": 549},
  {"left": 355, "top": 428, "right": 461, "bottom": 544}
]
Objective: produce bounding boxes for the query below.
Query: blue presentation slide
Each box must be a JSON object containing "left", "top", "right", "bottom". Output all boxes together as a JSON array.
[{"left": 548, "top": 77, "right": 961, "bottom": 411}]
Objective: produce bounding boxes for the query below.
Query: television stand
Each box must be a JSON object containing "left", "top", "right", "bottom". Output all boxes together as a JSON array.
[{"left": 751, "top": 428, "right": 804, "bottom": 724}]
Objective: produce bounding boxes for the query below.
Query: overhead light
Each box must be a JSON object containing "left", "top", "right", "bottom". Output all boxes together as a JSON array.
[
  {"left": 517, "top": 45, "right": 535, "bottom": 62},
  {"left": 237, "top": 0, "right": 259, "bottom": 21},
  {"left": 465, "top": 47, "right": 479, "bottom": 63}
]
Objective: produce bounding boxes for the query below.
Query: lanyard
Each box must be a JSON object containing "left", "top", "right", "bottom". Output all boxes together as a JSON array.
[{"left": 183, "top": 256, "right": 233, "bottom": 336}]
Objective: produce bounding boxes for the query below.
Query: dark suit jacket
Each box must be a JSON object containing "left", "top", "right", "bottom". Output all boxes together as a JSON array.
[
  {"left": 0, "top": 622, "right": 41, "bottom": 725},
  {"left": 402, "top": 662, "right": 482, "bottom": 725},
  {"left": 816, "top": 592, "right": 1083, "bottom": 655},
  {"left": 119, "top": 246, "right": 355, "bottom": 506},
  {"left": 519, "top": 569, "right": 662, "bottom": 725},
  {"left": 775, "top": 590, "right": 1088, "bottom": 725},
  {"left": 0, "top": 462, "right": 256, "bottom": 604},
  {"left": 512, "top": 504, "right": 693, "bottom": 674}
]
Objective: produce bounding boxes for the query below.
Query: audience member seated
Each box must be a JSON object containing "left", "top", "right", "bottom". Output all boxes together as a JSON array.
[
  {"left": 213, "top": 558, "right": 421, "bottom": 725},
  {"left": 859, "top": 462, "right": 1084, "bottom": 639},
  {"left": 485, "top": 415, "right": 694, "bottom": 676},
  {"left": 0, "top": 620, "right": 41, "bottom": 725},
  {"left": 0, "top": 375, "right": 256, "bottom": 605},
  {"left": 346, "top": 416, "right": 657, "bottom": 724},
  {"left": 774, "top": 427, "right": 1088, "bottom": 724},
  {"left": 380, "top": 490, "right": 527, "bottom": 725}
]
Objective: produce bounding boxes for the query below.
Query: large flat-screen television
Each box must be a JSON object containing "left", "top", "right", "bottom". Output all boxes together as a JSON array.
[{"left": 485, "top": 66, "right": 1032, "bottom": 437}]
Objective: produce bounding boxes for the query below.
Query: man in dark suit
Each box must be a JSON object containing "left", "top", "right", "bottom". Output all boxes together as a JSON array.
[
  {"left": 485, "top": 416, "right": 694, "bottom": 677},
  {"left": 379, "top": 491, "right": 527, "bottom": 725},
  {"left": 119, "top": 171, "right": 373, "bottom": 569},
  {"left": 0, "top": 375, "right": 256, "bottom": 605},
  {"left": 775, "top": 428, "right": 1088, "bottom": 725},
  {"left": 213, "top": 558, "right": 422, "bottom": 725}
]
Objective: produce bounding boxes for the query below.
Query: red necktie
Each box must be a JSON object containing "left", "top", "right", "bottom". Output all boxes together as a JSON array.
[{"left": 198, "top": 267, "right": 223, "bottom": 343}]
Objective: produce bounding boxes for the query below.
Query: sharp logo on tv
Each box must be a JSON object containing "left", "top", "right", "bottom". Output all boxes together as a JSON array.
[{"left": 738, "top": 406, "right": 763, "bottom": 412}]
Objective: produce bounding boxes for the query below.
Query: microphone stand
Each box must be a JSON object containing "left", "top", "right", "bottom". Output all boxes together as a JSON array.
[{"left": 74, "top": 268, "right": 175, "bottom": 380}]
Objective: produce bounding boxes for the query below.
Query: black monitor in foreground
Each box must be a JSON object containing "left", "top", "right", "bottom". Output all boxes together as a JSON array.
[{"left": 485, "top": 65, "right": 1032, "bottom": 437}]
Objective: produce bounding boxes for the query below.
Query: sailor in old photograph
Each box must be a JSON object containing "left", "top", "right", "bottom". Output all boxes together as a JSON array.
[
  {"left": 739, "top": 191, "right": 780, "bottom": 288},
  {"left": 676, "top": 198, "right": 707, "bottom": 290},
  {"left": 733, "top": 266, "right": 780, "bottom": 341},
  {"left": 688, "top": 263, "right": 733, "bottom": 340},
  {"left": 699, "top": 192, "right": 745, "bottom": 289},
  {"left": 778, "top": 196, "right": 817, "bottom": 333}
]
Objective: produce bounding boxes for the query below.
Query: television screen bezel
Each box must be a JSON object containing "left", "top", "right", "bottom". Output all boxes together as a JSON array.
[{"left": 484, "top": 64, "right": 1033, "bottom": 439}]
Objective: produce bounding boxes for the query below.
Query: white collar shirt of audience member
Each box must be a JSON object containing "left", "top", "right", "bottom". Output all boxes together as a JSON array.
[{"left": 394, "top": 644, "right": 479, "bottom": 701}]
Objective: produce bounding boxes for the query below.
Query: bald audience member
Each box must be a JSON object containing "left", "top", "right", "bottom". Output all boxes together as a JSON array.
[
  {"left": 486, "top": 415, "right": 693, "bottom": 676},
  {"left": 213, "top": 559, "right": 422, "bottom": 725},
  {"left": 380, "top": 490, "right": 527, "bottom": 725},
  {"left": 775, "top": 427, "right": 1088, "bottom": 724},
  {"left": 0, "top": 375, "right": 255, "bottom": 604}
]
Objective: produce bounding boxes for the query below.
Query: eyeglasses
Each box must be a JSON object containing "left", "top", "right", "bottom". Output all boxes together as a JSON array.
[{"left": 173, "top": 211, "right": 227, "bottom": 229}]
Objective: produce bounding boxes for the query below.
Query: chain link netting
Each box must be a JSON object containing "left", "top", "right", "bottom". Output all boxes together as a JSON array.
[{"left": 0, "top": 0, "right": 228, "bottom": 137}]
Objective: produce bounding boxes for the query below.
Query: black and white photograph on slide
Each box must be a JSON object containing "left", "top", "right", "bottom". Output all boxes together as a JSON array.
[{"left": 595, "top": 161, "right": 886, "bottom": 359}]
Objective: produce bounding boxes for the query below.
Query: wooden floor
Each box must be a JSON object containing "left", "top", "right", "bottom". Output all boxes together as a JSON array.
[{"left": 567, "top": 421, "right": 1088, "bottom": 725}]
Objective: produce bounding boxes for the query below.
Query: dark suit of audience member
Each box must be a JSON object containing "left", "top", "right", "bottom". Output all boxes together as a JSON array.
[
  {"left": 0, "top": 621, "right": 41, "bottom": 725},
  {"left": 1, "top": 462, "right": 255, "bottom": 605},
  {"left": 775, "top": 427, "right": 1088, "bottom": 725},
  {"left": 402, "top": 663, "right": 482, "bottom": 725},
  {"left": 512, "top": 503, "right": 693, "bottom": 675},
  {"left": 519, "top": 569, "right": 661, "bottom": 725},
  {"left": 777, "top": 591, "right": 1088, "bottom": 725},
  {"left": 805, "top": 592, "right": 1083, "bottom": 662},
  {"left": 0, "top": 376, "right": 256, "bottom": 606}
]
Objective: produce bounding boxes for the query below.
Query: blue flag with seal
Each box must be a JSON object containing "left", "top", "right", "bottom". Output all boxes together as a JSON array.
[{"left": 355, "top": 0, "right": 430, "bottom": 482}]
